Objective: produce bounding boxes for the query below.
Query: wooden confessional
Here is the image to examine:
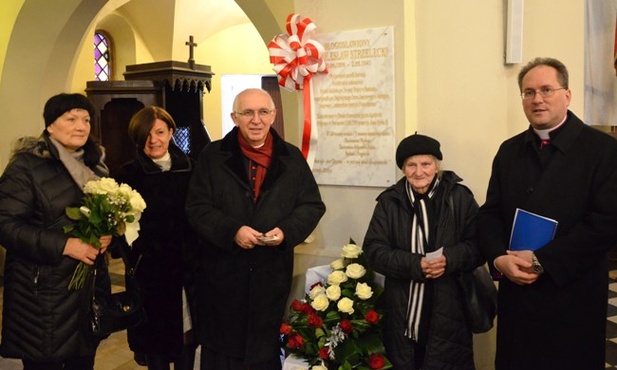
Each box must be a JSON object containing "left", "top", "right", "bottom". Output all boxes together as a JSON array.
[{"left": 85, "top": 60, "right": 214, "bottom": 176}]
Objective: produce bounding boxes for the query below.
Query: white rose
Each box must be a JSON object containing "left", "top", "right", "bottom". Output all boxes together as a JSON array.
[
  {"left": 327, "top": 270, "right": 348, "bottom": 285},
  {"left": 309, "top": 284, "right": 326, "bottom": 299},
  {"left": 326, "top": 284, "right": 341, "bottom": 301},
  {"left": 84, "top": 177, "right": 118, "bottom": 195},
  {"left": 128, "top": 190, "right": 147, "bottom": 212},
  {"left": 345, "top": 263, "right": 366, "bottom": 279},
  {"left": 311, "top": 294, "right": 330, "bottom": 312},
  {"left": 337, "top": 297, "right": 354, "bottom": 314},
  {"left": 115, "top": 183, "right": 146, "bottom": 213},
  {"left": 311, "top": 365, "right": 328, "bottom": 370},
  {"left": 330, "top": 258, "right": 345, "bottom": 270},
  {"left": 355, "top": 282, "right": 374, "bottom": 300},
  {"left": 118, "top": 182, "right": 133, "bottom": 196},
  {"left": 341, "top": 243, "right": 362, "bottom": 259}
]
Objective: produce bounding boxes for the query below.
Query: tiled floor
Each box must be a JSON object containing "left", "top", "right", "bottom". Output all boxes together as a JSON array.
[{"left": 606, "top": 270, "right": 617, "bottom": 369}]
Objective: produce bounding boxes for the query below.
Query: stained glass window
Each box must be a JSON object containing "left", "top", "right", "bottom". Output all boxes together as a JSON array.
[
  {"left": 94, "top": 32, "right": 111, "bottom": 81},
  {"left": 173, "top": 127, "right": 191, "bottom": 154}
]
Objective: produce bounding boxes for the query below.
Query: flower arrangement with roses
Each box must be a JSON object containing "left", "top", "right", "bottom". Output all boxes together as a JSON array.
[
  {"left": 281, "top": 239, "right": 392, "bottom": 370},
  {"left": 64, "top": 177, "right": 146, "bottom": 290}
]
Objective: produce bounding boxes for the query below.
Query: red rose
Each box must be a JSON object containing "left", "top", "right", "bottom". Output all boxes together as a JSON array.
[
  {"left": 319, "top": 346, "right": 329, "bottom": 360},
  {"left": 308, "top": 313, "right": 323, "bottom": 328},
  {"left": 364, "top": 309, "right": 380, "bottom": 325},
  {"left": 291, "top": 299, "right": 304, "bottom": 312},
  {"left": 301, "top": 303, "right": 315, "bottom": 315},
  {"left": 340, "top": 319, "right": 353, "bottom": 333},
  {"left": 369, "top": 354, "right": 385, "bottom": 369},
  {"left": 280, "top": 322, "right": 293, "bottom": 335},
  {"left": 288, "top": 333, "right": 304, "bottom": 349}
]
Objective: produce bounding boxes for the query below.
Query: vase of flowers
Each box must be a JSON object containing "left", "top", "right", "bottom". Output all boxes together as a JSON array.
[
  {"left": 64, "top": 177, "right": 146, "bottom": 290},
  {"left": 281, "top": 239, "right": 392, "bottom": 370}
]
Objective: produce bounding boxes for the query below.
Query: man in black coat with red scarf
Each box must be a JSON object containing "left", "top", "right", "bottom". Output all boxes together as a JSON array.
[{"left": 186, "top": 88, "right": 326, "bottom": 370}]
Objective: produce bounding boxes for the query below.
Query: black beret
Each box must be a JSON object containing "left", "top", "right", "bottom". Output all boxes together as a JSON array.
[
  {"left": 395, "top": 133, "right": 443, "bottom": 169},
  {"left": 43, "top": 93, "right": 95, "bottom": 127}
]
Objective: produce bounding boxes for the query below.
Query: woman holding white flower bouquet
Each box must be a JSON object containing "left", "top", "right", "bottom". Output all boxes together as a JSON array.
[
  {"left": 0, "top": 93, "right": 112, "bottom": 369},
  {"left": 114, "top": 106, "right": 199, "bottom": 370},
  {"left": 363, "top": 134, "right": 484, "bottom": 370}
]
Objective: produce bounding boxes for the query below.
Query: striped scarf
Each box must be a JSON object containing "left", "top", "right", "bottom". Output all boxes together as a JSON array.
[{"left": 404, "top": 178, "right": 440, "bottom": 341}]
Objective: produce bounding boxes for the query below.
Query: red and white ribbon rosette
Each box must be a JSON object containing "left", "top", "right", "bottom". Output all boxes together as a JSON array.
[{"left": 268, "top": 13, "right": 328, "bottom": 167}]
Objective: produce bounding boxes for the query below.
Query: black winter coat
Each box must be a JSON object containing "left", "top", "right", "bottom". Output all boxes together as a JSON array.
[
  {"left": 114, "top": 143, "right": 198, "bottom": 356},
  {"left": 0, "top": 133, "right": 109, "bottom": 361},
  {"left": 363, "top": 171, "right": 482, "bottom": 370},
  {"left": 185, "top": 127, "right": 325, "bottom": 365},
  {"left": 478, "top": 111, "right": 617, "bottom": 370}
]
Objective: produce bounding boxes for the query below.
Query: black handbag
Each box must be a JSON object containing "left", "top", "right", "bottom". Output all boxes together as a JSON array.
[
  {"left": 458, "top": 264, "right": 498, "bottom": 334},
  {"left": 90, "top": 244, "right": 145, "bottom": 338}
]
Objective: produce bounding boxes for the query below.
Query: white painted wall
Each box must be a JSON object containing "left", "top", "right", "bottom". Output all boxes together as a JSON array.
[{"left": 220, "top": 74, "right": 263, "bottom": 135}]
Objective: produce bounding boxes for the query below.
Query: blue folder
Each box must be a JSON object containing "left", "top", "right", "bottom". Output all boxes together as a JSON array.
[{"left": 509, "top": 208, "right": 558, "bottom": 251}]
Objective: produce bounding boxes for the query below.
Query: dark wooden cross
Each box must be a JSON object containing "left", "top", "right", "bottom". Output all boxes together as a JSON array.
[{"left": 185, "top": 35, "right": 198, "bottom": 69}]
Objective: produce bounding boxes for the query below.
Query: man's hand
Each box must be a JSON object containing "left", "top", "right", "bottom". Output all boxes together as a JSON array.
[
  {"left": 258, "top": 227, "right": 284, "bottom": 246},
  {"left": 234, "top": 226, "right": 262, "bottom": 250},
  {"left": 494, "top": 252, "right": 539, "bottom": 285}
]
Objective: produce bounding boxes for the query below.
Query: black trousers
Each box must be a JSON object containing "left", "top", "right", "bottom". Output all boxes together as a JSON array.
[{"left": 145, "top": 344, "right": 196, "bottom": 370}]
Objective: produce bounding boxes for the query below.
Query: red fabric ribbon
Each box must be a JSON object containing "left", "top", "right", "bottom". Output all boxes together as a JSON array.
[{"left": 268, "top": 14, "right": 328, "bottom": 165}]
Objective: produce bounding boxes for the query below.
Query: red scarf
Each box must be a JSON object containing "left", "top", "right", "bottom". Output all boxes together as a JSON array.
[{"left": 238, "top": 131, "right": 273, "bottom": 201}]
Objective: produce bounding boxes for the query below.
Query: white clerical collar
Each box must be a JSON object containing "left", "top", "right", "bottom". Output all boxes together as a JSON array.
[{"left": 533, "top": 115, "right": 567, "bottom": 140}]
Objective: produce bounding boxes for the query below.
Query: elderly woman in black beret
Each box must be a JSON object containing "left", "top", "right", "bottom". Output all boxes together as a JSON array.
[
  {"left": 0, "top": 93, "right": 112, "bottom": 370},
  {"left": 363, "top": 133, "right": 484, "bottom": 370}
]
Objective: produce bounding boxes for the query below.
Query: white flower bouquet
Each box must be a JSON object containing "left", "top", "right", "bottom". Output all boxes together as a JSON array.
[
  {"left": 281, "top": 239, "right": 392, "bottom": 370},
  {"left": 64, "top": 177, "right": 146, "bottom": 290}
]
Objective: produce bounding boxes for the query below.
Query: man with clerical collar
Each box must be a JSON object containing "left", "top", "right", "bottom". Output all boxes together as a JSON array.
[{"left": 478, "top": 57, "right": 617, "bottom": 370}]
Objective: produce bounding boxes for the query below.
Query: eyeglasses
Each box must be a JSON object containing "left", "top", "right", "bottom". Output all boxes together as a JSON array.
[
  {"left": 234, "top": 109, "right": 275, "bottom": 119},
  {"left": 520, "top": 87, "right": 566, "bottom": 100}
]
